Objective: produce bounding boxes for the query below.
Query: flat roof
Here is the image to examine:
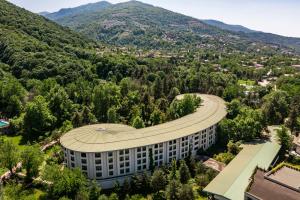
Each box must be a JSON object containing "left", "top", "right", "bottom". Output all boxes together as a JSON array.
[
  {"left": 267, "top": 166, "right": 300, "bottom": 190},
  {"left": 203, "top": 129, "right": 281, "bottom": 200},
  {"left": 60, "top": 94, "right": 227, "bottom": 152},
  {"left": 247, "top": 169, "right": 300, "bottom": 200}
]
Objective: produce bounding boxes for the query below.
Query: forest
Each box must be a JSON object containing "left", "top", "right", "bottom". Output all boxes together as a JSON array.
[{"left": 0, "top": 0, "right": 300, "bottom": 199}]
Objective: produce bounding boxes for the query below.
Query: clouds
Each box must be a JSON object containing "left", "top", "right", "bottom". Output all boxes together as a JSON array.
[{"left": 8, "top": 0, "right": 300, "bottom": 37}]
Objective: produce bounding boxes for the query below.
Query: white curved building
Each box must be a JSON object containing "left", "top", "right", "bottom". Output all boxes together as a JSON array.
[{"left": 60, "top": 94, "right": 227, "bottom": 188}]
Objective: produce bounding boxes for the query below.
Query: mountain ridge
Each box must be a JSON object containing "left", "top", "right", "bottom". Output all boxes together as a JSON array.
[
  {"left": 40, "top": 1, "right": 112, "bottom": 20},
  {"left": 41, "top": 1, "right": 300, "bottom": 53},
  {"left": 202, "top": 19, "right": 256, "bottom": 33}
]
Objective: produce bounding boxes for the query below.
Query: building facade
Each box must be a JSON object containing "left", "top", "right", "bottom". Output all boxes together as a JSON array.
[{"left": 60, "top": 94, "right": 227, "bottom": 188}]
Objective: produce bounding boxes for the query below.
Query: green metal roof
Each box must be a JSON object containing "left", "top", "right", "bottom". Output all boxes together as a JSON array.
[{"left": 204, "top": 129, "right": 281, "bottom": 200}]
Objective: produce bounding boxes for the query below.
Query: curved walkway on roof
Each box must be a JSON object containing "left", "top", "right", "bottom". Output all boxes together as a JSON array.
[{"left": 60, "top": 94, "right": 227, "bottom": 153}]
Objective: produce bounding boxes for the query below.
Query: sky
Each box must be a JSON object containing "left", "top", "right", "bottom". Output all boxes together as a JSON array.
[{"left": 8, "top": 0, "right": 300, "bottom": 38}]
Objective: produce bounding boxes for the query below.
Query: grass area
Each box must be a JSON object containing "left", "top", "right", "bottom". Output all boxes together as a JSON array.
[
  {"left": 238, "top": 79, "right": 255, "bottom": 86},
  {"left": 0, "top": 135, "right": 28, "bottom": 150},
  {"left": 0, "top": 167, "right": 8, "bottom": 174}
]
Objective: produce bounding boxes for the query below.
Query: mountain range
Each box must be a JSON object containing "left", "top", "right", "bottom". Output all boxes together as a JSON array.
[{"left": 40, "top": 1, "right": 300, "bottom": 53}]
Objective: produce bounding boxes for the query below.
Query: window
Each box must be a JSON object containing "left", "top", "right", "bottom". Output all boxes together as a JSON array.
[
  {"left": 126, "top": 168, "right": 130, "bottom": 173},
  {"left": 109, "top": 165, "right": 113, "bottom": 170},
  {"left": 82, "top": 166, "right": 87, "bottom": 170},
  {"left": 108, "top": 158, "right": 113, "bottom": 163},
  {"left": 142, "top": 147, "right": 146, "bottom": 151},
  {"left": 137, "top": 160, "right": 141, "bottom": 164},
  {"left": 125, "top": 149, "right": 129, "bottom": 154},
  {"left": 109, "top": 171, "right": 114, "bottom": 176},
  {"left": 95, "top": 153, "right": 101, "bottom": 158},
  {"left": 137, "top": 148, "right": 141, "bottom": 152},
  {"left": 120, "top": 163, "right": 124, "bottom": 168},
  {"left": 96, "top": 166, "right": 102, "bottom": 171},
  {"left": 137, "top": 166, "right": 141, "bottom": 171},
  {"left": 71, "top": 163, "right": 75, "bottom": 168},
  {"left": 120, "top": 157, "right": 124, "bottom": 162},
  {"left": 81, "top": 159, "right": 87, "bottom": 164},
  {"left": 155, "top": 144, "right": 158, "bottom": 148},
  {"left": 120, "top": 169, "right": 124, "bottom": 174},
  {"left": 125, "top": 156, "right": 129, "bottom": 160},
  {"left": 96, "top": 172, "right": 102, "bottom": 177},
  {"left": 119, "top": 150, "right": 124, "bottom": 155},
  {"left": 71, "top": 157, "right": 74, "bottom": 161},
  {"left": 70, "top": 151, "right": 74, "bottom": 155},
  {"left": 108, "top": 152, "right": 113, "bottom": 157},
  {"left": 81, "top": 153, "right": 86, "bottom": 157},
  {"left": 125, "top": 162, "right": 130, "bottom": 167},
  {"left": 95, "top": 160, "right": 101, "bottom": 165}
]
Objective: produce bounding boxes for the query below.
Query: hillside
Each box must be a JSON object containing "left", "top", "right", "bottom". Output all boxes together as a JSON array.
[
  {"left": 41, "top": 1, "right": 112, "bottom": 21},
  {"left": 0, "top": 0, "right": 97, "bottom": 83},
  {"left": 203, "top": 19, "right": 255, "bottom": 33},
  {"left": 43, "top": 1, "right": 264, "bottom": 51},
  {"left": 203, "top": 19, "right": 300, "bottom": 52},
  {"left": 42, "top": 1, "right": 300, "bottom": 53}
]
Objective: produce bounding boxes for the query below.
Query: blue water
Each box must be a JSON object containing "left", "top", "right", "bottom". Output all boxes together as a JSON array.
[{"left": 0, "top": 121, "right": 8, "bottom": 127}]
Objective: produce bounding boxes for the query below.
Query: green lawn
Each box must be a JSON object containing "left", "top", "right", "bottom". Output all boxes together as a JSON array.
[
  {"left": 0, "top": 135, "right": 27, "bottom": 150},
  {"left": 238, "top": 79, "right": 255, "bottom": 86}
]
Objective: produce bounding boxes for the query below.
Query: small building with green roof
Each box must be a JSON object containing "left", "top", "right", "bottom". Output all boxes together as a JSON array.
[{"left": 203, "top": 126, "right": 281, "bottom": 200}]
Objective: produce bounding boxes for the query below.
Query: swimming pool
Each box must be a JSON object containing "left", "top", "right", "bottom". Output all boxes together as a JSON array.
[{"left": 0, "top": 120, "right": 9, "bottom": 128}]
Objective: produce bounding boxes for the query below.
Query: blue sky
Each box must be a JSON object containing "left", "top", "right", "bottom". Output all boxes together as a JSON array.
[{"left": 8, "top": 0, "right": 300, "bottom": 37}]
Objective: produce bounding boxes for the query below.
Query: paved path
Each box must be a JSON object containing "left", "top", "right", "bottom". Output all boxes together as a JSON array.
[{"left": 0, "top": 140, "right": 59, "bottom": 183}]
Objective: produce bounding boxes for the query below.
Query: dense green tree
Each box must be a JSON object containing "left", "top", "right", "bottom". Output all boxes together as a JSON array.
[
  {"left": 262, "top": 91, "right": 289, "bottom": 124},
  {"left": 168, "top": 94, "right": 201, "bottom": 120},
  {"left": 153, "top": 76, "right": 163, "bottom": 99},
  {"left": 132, "top": 116, "right": 145, "bottom": 129},
  {"left": 0, "top": 139, "right": 19, "bottom": 175},
  {"left": 195, "top": 174, "right": 210, "bottom": 189},
  {"left": 0, "top": 77, "right": 26, "bottom": 117},
  {"left": 178, "top": 184, "right": 194, "bottom": 200},
  {"left": 169, "top": 159, "right": 177, "bottom": 180},
  {"left": 167, "top": 87, "right": 180, "bottom": 102},
  {"left": 219, "top": 107, "right": 264, "bottom": 142},
  {"left": 82, "top": 106, "right": 97, "bottom": 125},
  {"left": 286, "top": 106, "right": 299, "bottom": 133},
  {"left": 89, "top": 180, "right": 101, "bottom": 200},
  {"left": 151, "top": 169, "right": 168, "bottom": 192},
  {"left": 226, "top": 99, "right": 242, "bottom": 119},
  {"left": 107, "top": 107, "right": 119, "bottom": 123},
  {"left": 227, "top": 140, "right": 241, "bottom": 155},
  {"left": 150, "top": 108, "right": 164, "bottom": 125},
  {"left": 93, "top": 83, "right": 121, "bottom": 122},
  {"left": 42, "top": 165, "right": 88, "bottom": 199},
  {"left": 48, "top": 86, "right": 74, "bottom": 127},
  {"left": 23, "top": 95, "right": 56, "bottom": 138},
  {"left": 21, "top": 145, "right": 43, "bottom": 182},
  {"left": 277, "top": 126, "right": 293, "bottom": 153},
  {"left": 165, "top": 180, "right": 181, "bottom": 200},
  {"left": 179, "top": 160, "right": 191, "bottom": 184}
]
